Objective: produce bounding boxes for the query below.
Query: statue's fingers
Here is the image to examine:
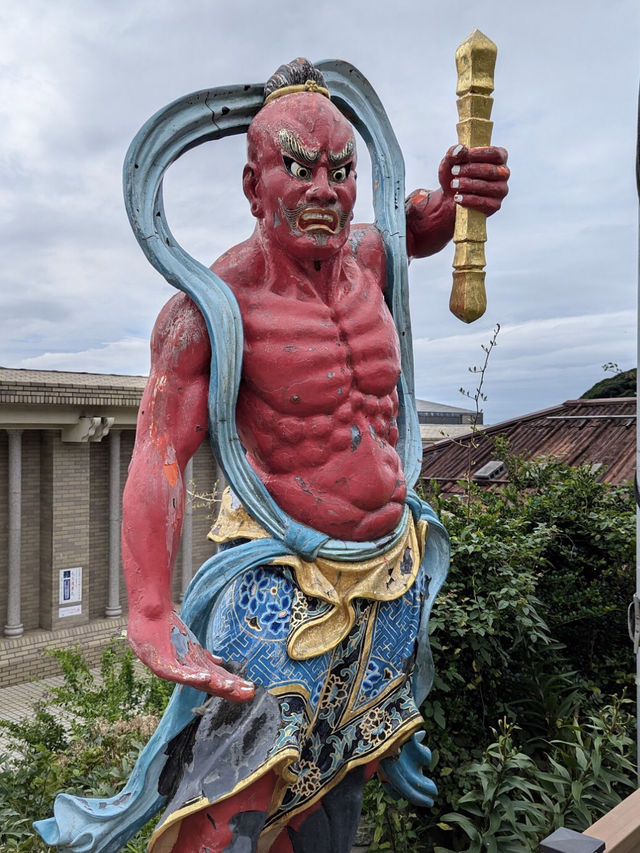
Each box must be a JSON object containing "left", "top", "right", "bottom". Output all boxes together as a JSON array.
[
  {"left": 413, "top": 791, "right": 435, "bottom": 807},
  {"left": 452, "top": 162, "right": 510, "bottom": 182},
  {"left": 184, "top": 640, "right": 225, "bottom": 670},
  {"left": 417, "top": 775, "right": 438, "bottom": 798},
  {"left": 401, "top": 760, "right": 428, "bottom": 788},
  {"left": 404, "top": 782, "right": 436, "bottom": 808},
  {"left": 208, "top": 660, "right": 254, "bottom": 695},
  {"left": 222, "top": 678, "right": 256, "bottom": 702},
  {"left": 201, "top": 647, "right": 225, "bottom": 666},
  {"left": 202, "top": 665, "right": 255, "bottom": 701},
  {"left": 401, "top": 762, "right": 438, "bottom": 798},
  {"left": 181, "top": 647, "right": 254, "bottom": 700},
  {"left": 444, "top": 143, "right": 469, "bottom": 164},
  {"left": 452, "top": 177, "right": 508, "bottom": 199},
  {"left": 406, "top": 737, "right": 432, "bottom": 766},
  {"left": 438, "top": 145, "right": 469, "bottom": 187},
  {"left": 467, "top": 145, "right": 508, "bottom": 164},
  {"left": 453, "top": 193, "right": 503, "bottom": 216}
]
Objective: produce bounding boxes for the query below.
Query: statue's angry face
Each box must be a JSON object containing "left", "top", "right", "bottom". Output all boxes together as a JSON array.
[
  {"left": 244, "top": 93, "right": 357, "bottom": 260},
  {"left": 276, "top": 127, "right": 354, "bottom": 239}
]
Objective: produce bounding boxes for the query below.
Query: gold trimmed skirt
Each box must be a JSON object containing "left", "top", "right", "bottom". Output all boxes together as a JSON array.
[{"left": 150, "top": 512, "right": 428, "bottom": 850}]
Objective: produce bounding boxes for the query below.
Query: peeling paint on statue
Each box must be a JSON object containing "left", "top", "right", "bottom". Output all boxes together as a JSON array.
[{"left": 35, "top": 57, "right": 509, "bottom": 853}]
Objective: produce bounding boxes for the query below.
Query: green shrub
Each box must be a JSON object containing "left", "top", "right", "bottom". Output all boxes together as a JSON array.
[
  {"left": 1, "top": 458, "right": 635, "bottom": 852},
  {"left": 364, "top": 456, "right": 636, "bottom": 851},
  {"left": 0, "top": 641, "right": 172, "bottom": 852}
]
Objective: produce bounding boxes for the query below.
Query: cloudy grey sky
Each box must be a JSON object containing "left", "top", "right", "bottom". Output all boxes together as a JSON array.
[{"left": 1, "top": 0, "right": 638, "bottom": 423}]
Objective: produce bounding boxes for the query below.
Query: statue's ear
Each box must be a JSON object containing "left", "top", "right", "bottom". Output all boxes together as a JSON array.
[{"left": 243, "top": 163, "right": 263, "bottom": 218}]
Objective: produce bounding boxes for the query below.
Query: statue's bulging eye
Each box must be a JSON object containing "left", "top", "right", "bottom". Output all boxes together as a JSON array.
[
  {"left": 331, "top": 163, "right": 352, "bottom": 183},
  {"left": 283, "top": 156, "right": 311, "bottom": 180}
]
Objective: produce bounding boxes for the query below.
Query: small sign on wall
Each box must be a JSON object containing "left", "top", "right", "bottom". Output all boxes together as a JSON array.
[
  {"left": 59, "top": 567, "right": 82, "bottom": 605},
  {"left": 59, "top": 604, "right": 82, "bottom": 618}
]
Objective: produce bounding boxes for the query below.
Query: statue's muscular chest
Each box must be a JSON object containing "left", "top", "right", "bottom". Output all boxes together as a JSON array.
[{"left": 236, "top": 269, "right": 401, "bottom": 416}]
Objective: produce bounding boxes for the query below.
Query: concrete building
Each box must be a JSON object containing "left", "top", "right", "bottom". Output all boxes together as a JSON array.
[
  {"left": 0, "top": 368, "right": 220, "bottom": 687},
  {"left": 415, "top": 398, "right": 482, "bottom": 445}
]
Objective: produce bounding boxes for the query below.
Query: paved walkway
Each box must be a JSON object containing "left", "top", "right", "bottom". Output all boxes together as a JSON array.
[
  {"left": 0, "top": 672, "right": 68, "bottom": 727},
  {"left": 0, "top": 663, "right": 146, "bottom": 741},
  {"left": 0, "top": 671, "right": 79, "bottom": 757}
]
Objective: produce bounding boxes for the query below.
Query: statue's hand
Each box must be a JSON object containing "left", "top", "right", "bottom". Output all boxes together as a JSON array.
[
  {"left": 438, "top": 144, "right": 509, "bottom": 216},
  {"left": 380, "top": 731, "right": 438, "bottom": 807},
  {"left": 128, "top": 609, "right": 254, "bottom": 701}
]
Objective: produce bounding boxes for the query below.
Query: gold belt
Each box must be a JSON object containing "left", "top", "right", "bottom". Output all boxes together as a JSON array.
[{"left": 209, "top": 489, "right": 428, "bottom": 659}]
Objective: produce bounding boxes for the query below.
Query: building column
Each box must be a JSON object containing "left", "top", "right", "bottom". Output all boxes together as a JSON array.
[
  {"left": 105, "top": 430, "right": 122, "bottom": 617},
  {"left": 5, "top": 429, "right": 23, "bottom": 637},
  {"left": 180, "top": 457, "right": 193, "bottom": 601}
]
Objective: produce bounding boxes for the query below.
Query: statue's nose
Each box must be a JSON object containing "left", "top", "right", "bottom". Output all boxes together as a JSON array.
[{"left": 306, "top": 169, "right": 337, "bottom": 205}]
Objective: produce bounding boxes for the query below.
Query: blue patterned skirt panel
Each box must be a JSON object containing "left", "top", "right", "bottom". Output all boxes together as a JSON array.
[{"left": 204, "top": 562, "right": 426, "bottom": 824}]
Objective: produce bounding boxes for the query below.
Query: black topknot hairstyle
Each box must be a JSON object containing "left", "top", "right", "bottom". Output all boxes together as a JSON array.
[{"left": 263, "top": 57, "right": 327, "bottom": 102}]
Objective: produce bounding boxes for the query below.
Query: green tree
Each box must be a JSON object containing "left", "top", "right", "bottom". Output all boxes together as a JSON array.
[
  {"left": 581, "top": 366, "right": 636, "bottom": 399},
  {"left": 365, "top": 456, "right": 636, "bottom": 851}
]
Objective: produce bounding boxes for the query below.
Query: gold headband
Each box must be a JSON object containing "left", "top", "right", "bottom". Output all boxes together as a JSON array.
[{"left": 264, "top": 79, "right": 330, "bottom": 105}]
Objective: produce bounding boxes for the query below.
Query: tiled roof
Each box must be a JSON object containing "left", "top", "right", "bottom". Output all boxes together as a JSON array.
[
  {"left": 0, "top": 367, "right": 147, "bottom": 407},
  {"left": 422, "top": 397, "right": 636, "bottom": 491}
]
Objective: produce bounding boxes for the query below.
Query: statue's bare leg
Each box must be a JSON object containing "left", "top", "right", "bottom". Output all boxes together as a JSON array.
[{"left": 170, "top": 771, "right": 275, "bottom": 853}]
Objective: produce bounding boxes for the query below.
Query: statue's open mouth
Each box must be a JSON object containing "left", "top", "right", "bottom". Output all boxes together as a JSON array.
[{"left": 296, "top": 208, "right": 340, "bottom": 233}]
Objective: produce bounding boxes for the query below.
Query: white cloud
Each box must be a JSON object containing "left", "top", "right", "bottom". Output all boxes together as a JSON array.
[
  {"left": 414, "top": 311, "right": 636, "bottom": 423},
  {"left": 16, "top": 336, "right": 150, "bottom": 376},
  {"left": 0, "top": 0, "right": 638, "bottom": 425}
]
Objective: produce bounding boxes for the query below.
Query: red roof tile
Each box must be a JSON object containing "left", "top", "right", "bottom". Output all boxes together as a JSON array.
[{"left": 421, "top": 398, "right": 636, "bottom": 492}]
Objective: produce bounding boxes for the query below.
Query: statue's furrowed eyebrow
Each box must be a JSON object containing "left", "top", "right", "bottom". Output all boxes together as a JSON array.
[
  {"left": 278, "top": 129, "right": 319, "bottom": 165},
  {"left": 328, "top": 140, "right": 355, "bottom": 165}
]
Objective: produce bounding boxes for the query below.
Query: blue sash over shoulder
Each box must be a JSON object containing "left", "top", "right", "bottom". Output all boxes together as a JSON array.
[{"left": 35, "top": 61, "right": 449, "bottom": 853}]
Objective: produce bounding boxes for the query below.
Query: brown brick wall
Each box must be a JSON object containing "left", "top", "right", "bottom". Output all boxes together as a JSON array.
[
  {"left": 119, "top": 431, "right": 135, "bottom": 611},
  {"left": 3, "top": 424, "right": 223, "bottom": 685},
  {"left": 0, "top": 431, "right": 42, "bottom": 633},
  {"left": 39, "top": 431, "right": 54, "bottom": 628},
  {"left": 86, "top": 431, "right": 218, "bottom": 609},
  {"left": 0, "top": 616, "right": 128, "bottom": 688},
  {"left": 40, "top": 433, "right": 91, "bottom": 631},
  {"left": 88, "top": 431, "right": 220, "bottom": 611},
  {"left": 89, "top": 431, "right": 136, "bottom": 619}
]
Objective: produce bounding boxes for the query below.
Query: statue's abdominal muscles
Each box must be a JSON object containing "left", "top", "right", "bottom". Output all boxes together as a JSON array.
[{"left": 235, "top": 273, "right": 406, "bottom": 542}]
